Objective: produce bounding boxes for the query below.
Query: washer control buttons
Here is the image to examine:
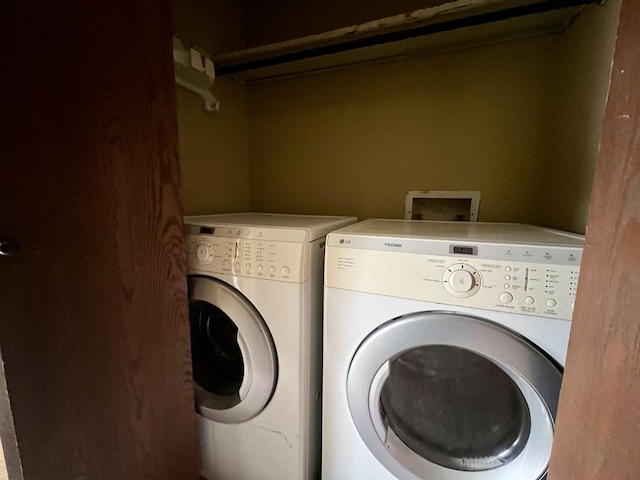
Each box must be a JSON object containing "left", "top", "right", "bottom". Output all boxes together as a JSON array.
[
  {"left": 246, "top": 263, "right": 251, "bottom": 270},
  {"left": 443, "top": 264, "right": 481, "bottom": 298},
  {"left": 281, "top": 266, "right": 291, "bottom": 276},
  {"left": 547, "top": 299, "right": 558, "bottom": 308},
  {"left": 257, "top": 265, "right": 264, "bottom": 272},
  {"left": 269, "top": 266, "right": 276, "bottom": 273},
  {"left": 222, "top": 259, "right": 231, "bottom": 269},
  {"left": 504, "top": 283, "right": 511, "bottom": 289},
  {"left": 499, "top": 292, "right": 513, "bottom": 304},
  {"left": 524, "top": 296, "right": 535, "bottom": 305},
  {"left": 505, "top": 266, "right": 512, "bottom": 272},
  {"left": 234, "top": 262, "right": 241, "bottom": 270},
  {"left": 571, "top": 302, "right": 575, "bottom": 310},
  {"left": 505, "top": 275, "right": 512, "bottom": 281}
]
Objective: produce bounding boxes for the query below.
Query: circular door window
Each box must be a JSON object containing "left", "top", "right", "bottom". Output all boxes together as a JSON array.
[
  {"left": 380, "top": 345, "right": 530, "bottom": 472},
  {"left": 190, "top": 300, "right": 245, "bottom": 403},
  {"left": 188, "top": 276, "right": 277, "bottom": 424},
  {"left": 347, "top": 312, "right": 561, "bottom": 480}
]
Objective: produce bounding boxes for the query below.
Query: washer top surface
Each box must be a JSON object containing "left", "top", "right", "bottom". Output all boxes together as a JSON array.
[
  {"left": 330, "top": 219, "right": 584, "bottom": 246},
  {"left": 186, "top": 212, "right": 357, "bottom": 242}
]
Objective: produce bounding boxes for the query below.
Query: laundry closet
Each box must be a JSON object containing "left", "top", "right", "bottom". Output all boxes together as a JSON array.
[
  {"left": 173, "top": 0, "right": 621, "bottom": 235},
  {"left": 2, "top": 2, "right": 637, "bottom": 480}
]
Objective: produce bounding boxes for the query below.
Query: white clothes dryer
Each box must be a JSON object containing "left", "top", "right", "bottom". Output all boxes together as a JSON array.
[
  {"left": 185, "top": 213, "right": 356, "bottom": 480},
  {"left": 322, "top": 219, "right": 583, "bottom": 480}
]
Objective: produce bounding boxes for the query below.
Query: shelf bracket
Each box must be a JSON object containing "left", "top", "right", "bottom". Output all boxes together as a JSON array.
[{"left": 173, "top": 37, "right": 220, "bottom": 112}]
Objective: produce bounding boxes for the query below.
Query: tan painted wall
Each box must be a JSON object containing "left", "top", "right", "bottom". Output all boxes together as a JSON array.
[
  {"left": 541, "top": 1, "right": 621, "bottom": 233},
  {"left": 174, "top": 0, "right": 250, "bottom": 215},
  {"left": 174, "top": 2, "right": 618, "bottom": 229},
  {"left": 246, "top": 7, "right": 619, "bottom": 232},
  {"left": 247, "top": 35, "right": 560, "bottom": 224}
]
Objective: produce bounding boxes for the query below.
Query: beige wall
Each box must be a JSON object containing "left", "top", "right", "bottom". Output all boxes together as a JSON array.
[
  {"left": 246, "top": 6, "right": 620, "bottom": 232},
  {"left": 541, "top": 1, "right": 620, "bottom": 233},
  {"left": 174, "top": 0, "right": 251, "bottom": 215},
  {"left": 174, "top": 1, "right": 619, "bottom": 230},
  {"left": 248, "top": 35, "right": 561, "bottom": 224}
]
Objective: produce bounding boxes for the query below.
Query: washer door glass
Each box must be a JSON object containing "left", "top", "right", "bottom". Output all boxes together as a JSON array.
[
  {"left": 380, "top": 345, "right": 530, "bottom": 472},
  {"left": 188, "top": 276, "right": 277, "bottom": 424},
  {"left": 190, "top": 300, "right": 244, "bottom": 400},
  {"left": 347, "top": 312, "right": 562, "bottom": 480}
]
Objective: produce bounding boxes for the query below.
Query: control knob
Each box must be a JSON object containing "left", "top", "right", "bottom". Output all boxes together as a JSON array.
[
  {"left": 196, "top": 243, "right": 213, "bottom": 264},
  {"left": 443, "top": 264, "right": 481, "bottom": 297}
]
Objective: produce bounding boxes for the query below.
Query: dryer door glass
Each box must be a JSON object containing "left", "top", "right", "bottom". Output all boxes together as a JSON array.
[{"left": 380, "top": 345, "right": 531, "bottom": 471}]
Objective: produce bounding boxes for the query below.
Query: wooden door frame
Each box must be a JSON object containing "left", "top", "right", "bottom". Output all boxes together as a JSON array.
[
  {"left": 0, "top": 0, "right": 199, "bottom": 478},
  {"left": 549, "top": 0, "right": 640, "bottom": 478}
]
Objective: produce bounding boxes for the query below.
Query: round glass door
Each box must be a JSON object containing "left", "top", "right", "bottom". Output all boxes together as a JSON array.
[
  {"left": 190, "top": 300, "right": 245, "bottom": 406},
  {"left": 188, "top": 276, "right": 277, "bottom": 424},
  {"left": 347, "top": 312, "right": 561, "bottom": 480},
  {"left": 380, "top": 346, "right": 530, "bottom": 472}
]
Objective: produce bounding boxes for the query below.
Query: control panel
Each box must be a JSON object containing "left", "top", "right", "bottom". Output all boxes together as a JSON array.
[
  {"left": 326, "top": 247, "right": 580, "bottom": 321},
  {"left": 186, "top": 233, "right": 307, "bottom": 283}
]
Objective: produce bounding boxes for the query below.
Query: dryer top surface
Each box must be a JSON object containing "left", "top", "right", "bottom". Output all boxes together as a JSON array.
[
  {"left": 329, "top": 219, "right": 584, "bottom": 247},
  {"left": 186, "top": 213, "right": 357, "bottom": 241}
]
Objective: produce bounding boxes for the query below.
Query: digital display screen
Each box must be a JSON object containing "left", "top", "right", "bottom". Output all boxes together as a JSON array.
[
  {"left": 200, "top": 227, "right": 214, "bottom": 234},
  {"left": 451, "top": 245, "right": 477, "bottom": 255}
]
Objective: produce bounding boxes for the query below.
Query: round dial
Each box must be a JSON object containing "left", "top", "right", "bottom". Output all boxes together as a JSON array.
[
  {"left": 443, "top": 264, "right": 481, "bottom": 297},
  {"left": 449, "top": 270, "right": 475, "bottom": 293},
  {"left": 196, "top": 243, "right": 213, "bottom": 264}
]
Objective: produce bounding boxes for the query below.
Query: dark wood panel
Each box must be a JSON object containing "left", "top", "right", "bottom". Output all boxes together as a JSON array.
[
  {"left": 0, "top": 0, "right": 199, "bottom": 478},
  {"left": 549, "top": 0, "right": 640, "bottom": 478}
]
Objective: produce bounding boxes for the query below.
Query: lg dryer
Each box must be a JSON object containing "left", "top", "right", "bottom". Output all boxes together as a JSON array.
[
  {"left": 185, "top": 213, "right": 356, "bottom": 480},
  {"left": 323, "top": 219, "right": 583, "bottom": 480}
]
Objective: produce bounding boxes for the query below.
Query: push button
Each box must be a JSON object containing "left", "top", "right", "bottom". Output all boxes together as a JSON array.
[
  {"left": 499, "top": 292, "right": 513, "bottom": 304},
  {"left": 524, "top": 296, "right": 535, "bottom": 305},
  {"left": 547, "top": 299, "right": 558, "bottom": 308}
]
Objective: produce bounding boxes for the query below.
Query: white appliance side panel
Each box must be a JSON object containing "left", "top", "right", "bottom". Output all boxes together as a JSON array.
[
  {"left": 305, "top": 237, "right": 326, "bottom": 479},
  {"left": 326, "top": 247, "right": 579, "bottom": 321}
]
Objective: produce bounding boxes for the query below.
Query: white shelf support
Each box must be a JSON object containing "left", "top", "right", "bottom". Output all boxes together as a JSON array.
[{"left": 173, "top": 37, "right": 220, "bottom": 112}]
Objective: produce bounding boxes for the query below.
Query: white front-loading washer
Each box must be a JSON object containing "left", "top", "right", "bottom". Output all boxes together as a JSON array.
[
  {"left": 322, "top": 219, "right": 583, "bottom": 480},
  {"left": 185, "top": 213, "right": 356, "bottom": 480}
]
